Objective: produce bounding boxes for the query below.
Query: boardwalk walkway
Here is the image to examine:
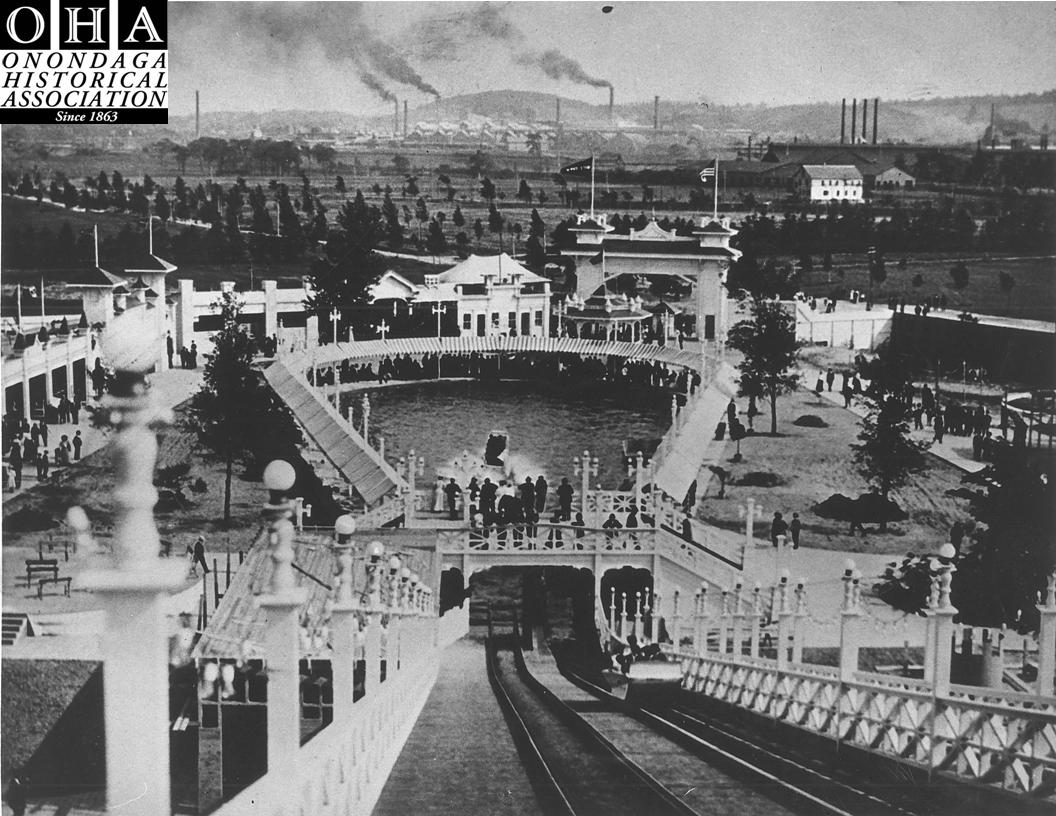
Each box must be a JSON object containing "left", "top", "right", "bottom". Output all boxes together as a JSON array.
[{"left": 373, "top": 638, "right": 544, "bottom": 816}]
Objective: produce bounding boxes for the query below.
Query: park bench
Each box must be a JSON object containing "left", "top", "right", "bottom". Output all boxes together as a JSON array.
[
  {"left": 38, "top": 576, "right": 72, "bottom": 600},
  {"left": 25, "top": 558, "right": 59, "bottom": 587}
]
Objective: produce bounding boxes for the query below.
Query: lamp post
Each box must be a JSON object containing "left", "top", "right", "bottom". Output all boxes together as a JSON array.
[
  {"left": 76, "top": 316, "right": 185, "bottom": 815},
  {"left": 330, "top": 514, "right": 358, "bottom": 721},
  {"left": 399, "top": 449, "right": 426, "bottom": 527},
  {"left": 329, "top": 306, "right": 340, "bottom": 345},
  {"left": 432, "top": 302, "right": 447, "bottom": 378},
  {"left": 361, "top": 394, "right": 371, "bottom": 440},
  {"left": 572, "top": 449, "right": 599, "bottom": 525},
  {"left": 257, "top": 458, "right": 307, "bottom": 796}
]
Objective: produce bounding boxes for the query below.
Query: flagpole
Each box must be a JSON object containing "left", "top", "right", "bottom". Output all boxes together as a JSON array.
[
  {"left": 16, "top": 283, "right": 22, "bottom": 328},
  {"left": 713, "top": 159, "right": 719, "bottom": 222},
  {"left": 590, "top": 153, "right": 596, "bottom": 220},
  {"left": 40, "top": 275, "right": 45, "bottom": 319},
  {"left": 93, "top": 224, "right": 99, "bottom": 267}
]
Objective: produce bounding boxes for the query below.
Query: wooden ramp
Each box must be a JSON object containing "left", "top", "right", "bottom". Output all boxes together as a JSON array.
[{"left": 263, "top": 360, "right": 404, "bottom": 505}]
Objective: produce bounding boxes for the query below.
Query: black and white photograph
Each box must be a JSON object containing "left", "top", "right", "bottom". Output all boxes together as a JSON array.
[{"left": 1, "top": 2, "right": 1055, "bottom": 814}]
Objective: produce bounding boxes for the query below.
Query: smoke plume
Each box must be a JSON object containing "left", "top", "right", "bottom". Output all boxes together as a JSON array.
[
  {"left": 413, "top": 3, "right": 519, "bottom": 62},
  {"left": 171, "top": 3, "right": 441, "bottom": 99},
  {"left": 517, "top": 49, "right": 612, "bottom": 89},
  {"left": 360, "top": 72, "right": 396, "bottom": 103}
]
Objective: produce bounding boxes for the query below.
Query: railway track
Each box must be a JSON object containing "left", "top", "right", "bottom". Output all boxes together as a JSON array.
[
  {"left": 486, "top": 634, "right": 698, "bottom": 816},
  {"left": 560, "top": 668, "right": 919, "bottom": 816}
]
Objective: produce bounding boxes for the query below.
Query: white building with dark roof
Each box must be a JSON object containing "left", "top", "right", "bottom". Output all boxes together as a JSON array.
[
  {"left": 793, "top": 164, "right": 864, "bottom": 202},
  {"left": 370, "top": 253, "right": 552, "bottom": 338}
]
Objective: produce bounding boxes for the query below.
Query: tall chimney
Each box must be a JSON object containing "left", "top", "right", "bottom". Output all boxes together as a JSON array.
[
  {"left": 850, "top": 99, "right": 857, "bottom": 145},
  {"left": 990, "top": 103, "right": 996, "bottom": 147},
  {"left": 555, "top": 96, "right": 561, "bottom": 126},
  {"left": 195, "top": 90, "right": 200, "bottom": 139},
  {"left": 861, "top": 98, "right": 868, "bottom": 141},
  {"left": 872, "top": 98, "right": 879, "bottom": 145},
  {"left": 608, "top": 86, "right": 614, "bottom": 121},
  {"left": 403, "top": 100, "right": 408, "bottom": 137},
  {"left": 840, "top": 98, "right": 846, "bottom": 144},
  {"left": 654, "top": 95, "right": 659, "bottom": 131},
  {"left": 394, "top": 99, "right": 399, "bottom": 138}
]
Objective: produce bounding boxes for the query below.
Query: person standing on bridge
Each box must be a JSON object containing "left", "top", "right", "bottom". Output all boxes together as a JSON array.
[
  {"left": 557, "top": 477, "right": 574, "bottom": 521},
  {"left": 535, "top": 474, "right": 548, "bottom": 513},
  {"left": 770, "top": 512, "right": 788, "bottom": 547},
  {"left": 480, "top": 478, "right": 497, "bottom": 517},
  {"left": 790, "top": 512, "right": 801, "bottom": 550},
  {"left": 443, "top": 478, "right": 462, "bottom": 520},
  {"left": 519, "top": 477, "right": 536, "bottom": 517}
]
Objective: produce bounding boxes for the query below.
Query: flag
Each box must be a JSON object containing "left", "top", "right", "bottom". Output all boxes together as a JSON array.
[
  {"left": 699, "top": 162, "right": 716, "bottom": 182},
  {"left": 561, "top": 157, "right": 593, "bottom": 175}
]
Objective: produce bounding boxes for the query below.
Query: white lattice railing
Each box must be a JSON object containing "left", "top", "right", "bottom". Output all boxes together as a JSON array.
[
  {"left": 290, "top": 335, "right": 705, "bottom": 373},
  {"left": 437, "top": 523, "right": 658, "bottom": 554},
  {"left": 213, "top": 613, "right": 449, "bottom": 816},
  {"left": 355, "top": 493, "right": 405, "bottom": 529},
  {"left": 584, "top": 489, "right": 640, "bottom": 521},
  {"left": 677, "top": 650, "right": 1056, "bottom": 801}
]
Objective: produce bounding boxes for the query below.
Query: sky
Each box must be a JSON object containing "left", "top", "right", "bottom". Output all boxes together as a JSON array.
[{"left": 168, "top": 1, "right": 1056, "bottom": 116}]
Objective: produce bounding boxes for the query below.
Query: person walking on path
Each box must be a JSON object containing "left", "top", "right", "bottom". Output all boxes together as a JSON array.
[
  {"left": 39, "top": 420, "right": 48, "bottom": 449},
  {"left": 790, "top": 512, "right": 801, "bottom": 549},
  {"left": 826, "top": 369, "right": 835, "bottom": 392},
  {"left": 534, "top": 474, "right": 548, "bottom": 513},
  {"left": 557, "top": 477, "right": 574, "bottom": 521},
  {"left": 191, "top": 535, "right": 210, "bottom": 575},
  {"left": 443, "top": 478, "right": 462, "bottom": 520},
  {"left": 8, "top": 441, "right": 22, "bottom": 489},
  {"left": 770, "top": 511, "right": 788, "bottom": 547},
  {"left": 72, "top": 430, "right": 83, "bottom": 460},
  {"left": 166, "top": 332, "right": 174, "bottom": 369},
  {"left": 933, "top": 410, "right": 945, "bottom": 444},
  {"left": 189, "top": 341, "right": 199, "bottom": 369},
  {"left": 36, "top": 449, "right": 49, "bottom": 481}
]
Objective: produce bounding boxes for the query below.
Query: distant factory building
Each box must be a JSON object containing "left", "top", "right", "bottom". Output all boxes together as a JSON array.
[
  {"left": 861, "top": 163, "right": 916, "bottom": 190},
  {"left": 793, "top": 165, "right": 864, "bottom": 203}
]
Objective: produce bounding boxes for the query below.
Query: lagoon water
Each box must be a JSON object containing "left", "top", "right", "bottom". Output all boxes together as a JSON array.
[{"left": 339, "top": 379, "right": 670, "bottom": 488}]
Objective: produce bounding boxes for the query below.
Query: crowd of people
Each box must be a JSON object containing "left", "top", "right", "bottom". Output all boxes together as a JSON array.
[
  {"left": 3, "top": 414, "right": 84, "bottom": 490},
  {"left": 307, "top": 351, "right": 703, "bottom": 397}
]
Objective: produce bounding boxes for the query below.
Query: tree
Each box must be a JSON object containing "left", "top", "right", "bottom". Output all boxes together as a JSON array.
[
  {"left": 452, "top": 205, "right": 465, "bottom": 228},
  {"left": 186, "top": 292, "right": 299, "bottom": 526},
  {"left": 335, "top": 175, "right": 347, "bottom": 196},
  {"left": 726, "top": 298, "right": 801, "bottom": 435},
  {"left": 392, "top": 154, "right": 410, "bottom": 174},
  {"left": 472, "top": 218, "right": 484, "bottom": 245},
  {"left": 405, "top": 176, "right": 420, "bottom": 197},
  {"left": 949, "top": 261, "right": 969, "bottom": 289},
  {"left": 851, "top": 392, "right": 929, "bottom": 527},
  {"left": 306, "top": 191, "right": 387, "bottom": 338},
  {"left": 426, "top": 218, "right": 447, "bottom": 256},
  {"left": 911, "top": 273, "right": 924, "bottom": 289},
  {"left": 480, "top": 176, "right": 497, "bottom": 202},
  {"left": 517, "top": 179, "right": 533, "bottom": 204},
  {"left": 468, "top": 150, "right": 494, "bottom": 177}
]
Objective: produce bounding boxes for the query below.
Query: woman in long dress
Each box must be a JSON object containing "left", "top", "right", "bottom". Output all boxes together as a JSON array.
[{"left": 433, "top": 474, "right": 446, "bottom": 512}]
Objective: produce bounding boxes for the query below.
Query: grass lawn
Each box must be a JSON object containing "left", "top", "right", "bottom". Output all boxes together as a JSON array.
[
  {"left": 696, "top": 384, "right": 971, "bottom": 557},
  {"left": 1, "top": 399, "right": 268, "bottom": 561},
  {"left": 799, "top": 254, "right": 1056, "bottom": 322}
]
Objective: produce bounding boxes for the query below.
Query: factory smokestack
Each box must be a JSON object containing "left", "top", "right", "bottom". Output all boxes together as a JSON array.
[
  {"left": 861, "top": 99, "right": 868, "bottom": 141},
  {"left": 851, "top": 99, "right": 857, "bottom": 144},
  {"left": 404, "top": 100, "right": 408, "bottom": 137},
  {"left": 195, "top": 90, "right": 200, "bottom": 139},
  {"left": 654, "top": 95, "right": 659, "bottom": 131},
  {"left": 394, "top": 99, "right": 399, "bottom": 138},
  {"left": 555, "top": 96, "right": 561, "bottom": 126},
  {"left": 872, "top": 98, "right": 879, "bottom": 145},
  {"left": 608, "top": 86, "right": 614, "bottom": 120},
  {"left": 840, "top": 98, "right": 846, "bottom": 144}
]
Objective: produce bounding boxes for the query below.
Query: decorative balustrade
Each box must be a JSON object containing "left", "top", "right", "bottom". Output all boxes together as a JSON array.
[
  {"left": 438, "top": 523, "right": 658, "bottom": 554},
  {"left": 677, "top": 648, "right": 1056, "bottom": 800}
]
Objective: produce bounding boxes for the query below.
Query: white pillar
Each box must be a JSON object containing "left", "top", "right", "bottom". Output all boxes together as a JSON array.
[
  {"left": 1035, "top": 573, "right": 1056, "bottom": 698},
  {"left": 839, "top": 564, "right": 863, "bottom": 682},
  {"left": 78, "top": 352, "right": 185, "bottom": 815},
  {"left": 256, "top": 461, "right": 308, "bottom": 786}
]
